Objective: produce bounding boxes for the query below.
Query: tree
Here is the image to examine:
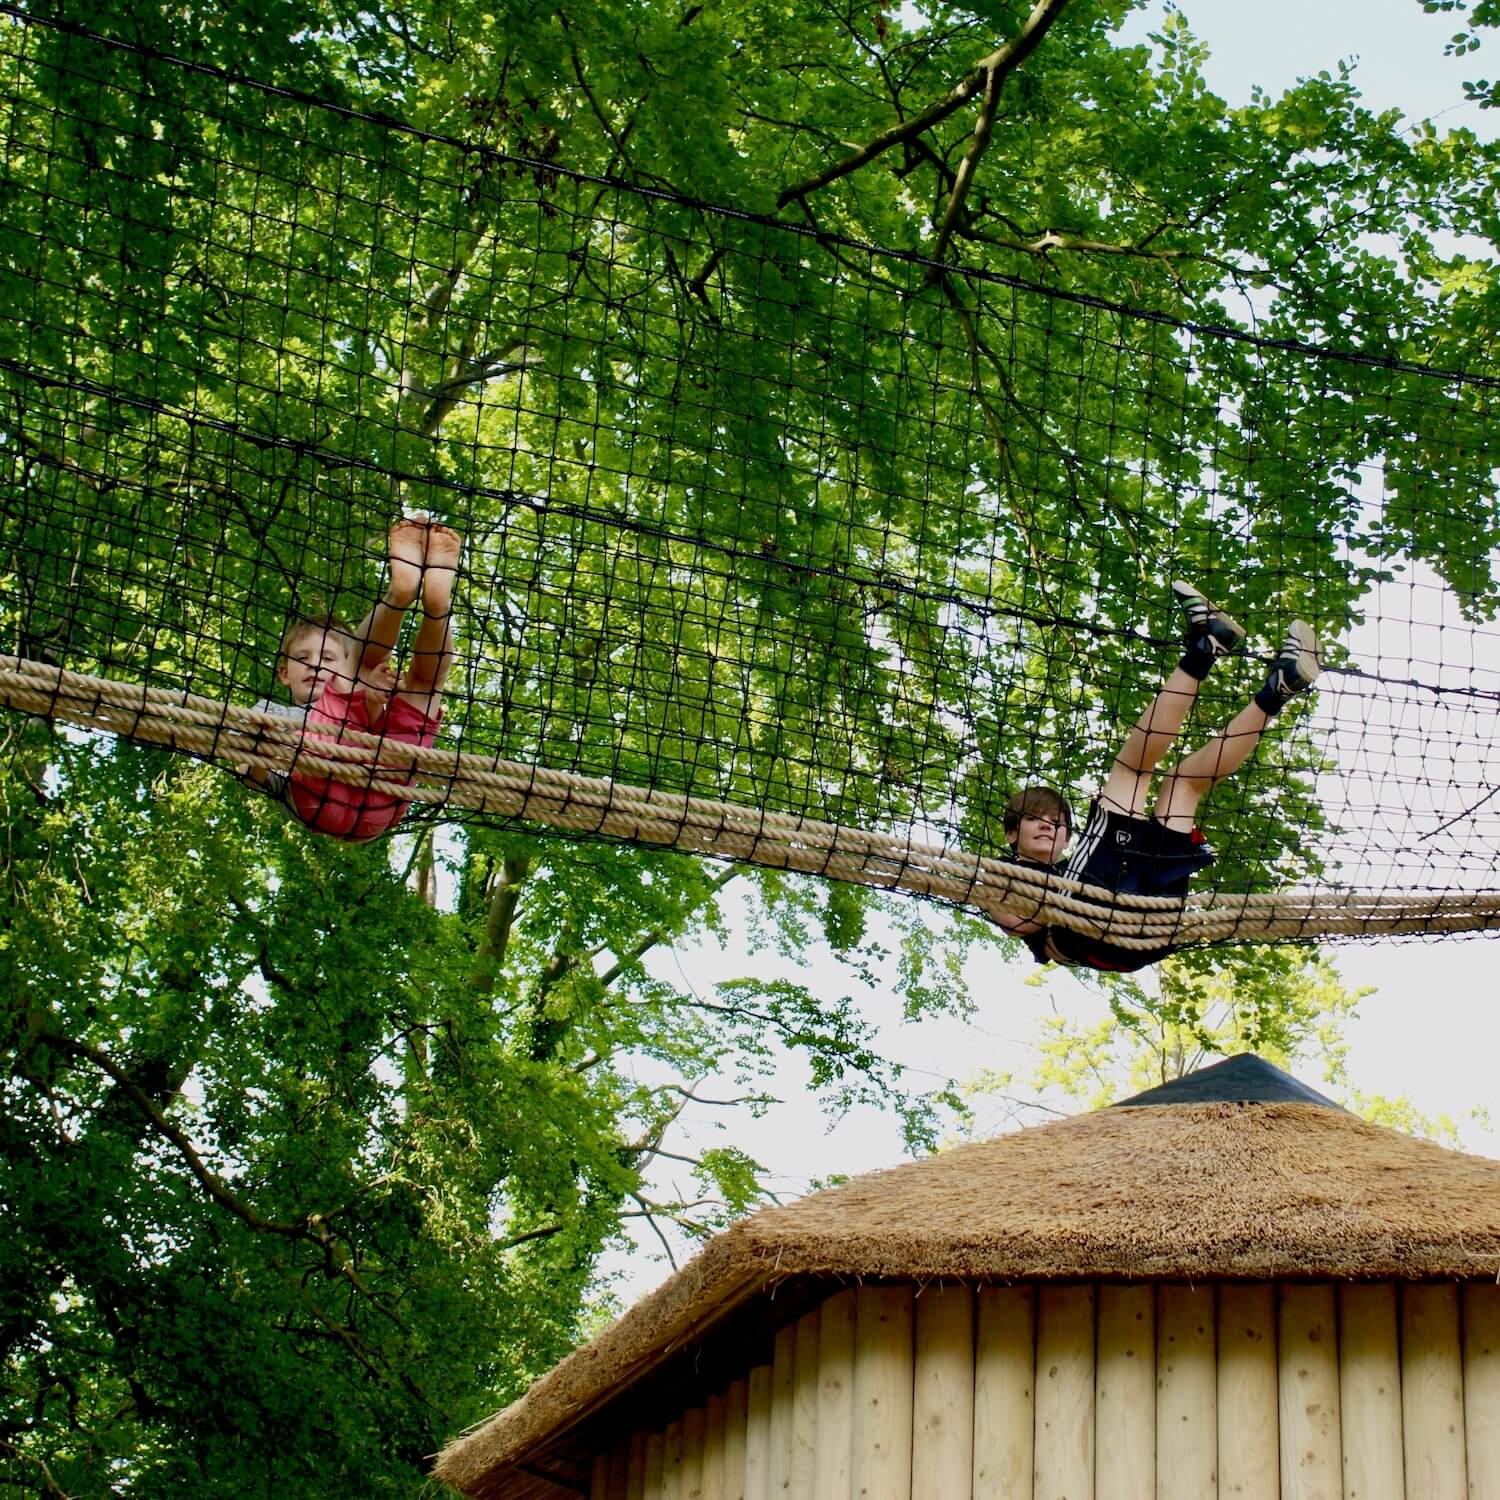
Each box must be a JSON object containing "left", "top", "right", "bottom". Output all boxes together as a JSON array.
[
  {"left": 0, "top": 731, "right": 977, "bottom": 1495},
  {"left": 6, "top": 0, "right": 1496, "bottom": 893},
  {"left": 2, "top": 0, "right": 1497, "bottom": 1492}
]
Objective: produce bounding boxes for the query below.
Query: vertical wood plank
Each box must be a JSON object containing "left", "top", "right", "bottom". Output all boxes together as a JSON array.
[
  {"left": 768, "top": 1323, "right": 798, "bottom": 1496},
  {"left": 609, "top": 1442, "right": 632, "bottom": 1500},
  {"left": 1218, "top": 1283, "right": 1279, "bottom": 1500},
  {"left": 645, "top": 1432, "right": 667, "bottom": 1500},
  {"left": 1402, "top": 1283, "right": 1467, "bottom": 1500},
  {"left": 1463, "top": 1284, "right": 1500, "bottom": 1500},
  {"left": 745, "top": 1365, "right": 773, "bottom": 1500},
  {"left": 664, "top": 1419, "right": 685, "bottom": 1500},
  {"left": 724, "top": 1378, "right": 751, "bottom": 1500},
  {"left": 913, "top": 1283, "right": 975, "bottom": 1500},
  {"left": 851, "top": 1284, "right": 915, "bottom": 1500},
  {"left": 789, "top": 1307, "right": 821, "bottom": 1499},
  {"left": 1340, "top": 1283, "right": 1403, "bottom": 1500},
  {"left": 1035, "top": 1284, "right": 1096, "bottom": 1500},
  {"left": 973, "top": 1285, "right": 1035, "bottom": 1499},
  {"left": 814, "top": 1288, "right": 858, "bottom": 1500},
  {"left": 1156, "top": 1284, "right": 1216, "bottom": 1500},
  {"left": 1279, "top": 1284, "right": 1341, "bottom": 1500},
  {"left": 702, "top": 1393, "right": 727, "bottom": 1500},
  {"left": 592, "top": 1454, "right": 611, "bottom": 1500},
  {"left": 1096, "top": 1283, "right": 1155, "bottom": 1500},
  {"left": 628, "top": 1430, "right": 649, "bottom": 1500},
  {"left": 682, "top": 1407, "right": 707, "bottom": 1500}
]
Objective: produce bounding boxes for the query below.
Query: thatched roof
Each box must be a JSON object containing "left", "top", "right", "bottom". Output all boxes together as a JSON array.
[{"left": 435, "top": 1055, "right": 1500, "bottom": 1498}]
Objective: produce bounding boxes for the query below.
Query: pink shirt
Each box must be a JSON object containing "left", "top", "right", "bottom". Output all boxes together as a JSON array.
[{"left": 287, "top": 683, "right": 442, "bottom": 842}]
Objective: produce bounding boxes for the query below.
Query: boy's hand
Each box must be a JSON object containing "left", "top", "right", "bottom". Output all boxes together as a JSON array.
[
  {"left": 358, "top": 658, "right": 399, "bottom": 698},
  {"left": 359, "top": 659, "right": 398, "bottom": 722}
]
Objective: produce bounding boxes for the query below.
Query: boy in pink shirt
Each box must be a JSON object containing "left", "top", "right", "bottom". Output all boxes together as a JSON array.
[{"left": 249, "top": 517, "right": 461, "bottom": 842}]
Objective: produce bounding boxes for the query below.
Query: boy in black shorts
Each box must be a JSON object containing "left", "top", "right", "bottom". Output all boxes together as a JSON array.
[{"left": 995, "top": 582, "right": 1321, "bottom": 971}]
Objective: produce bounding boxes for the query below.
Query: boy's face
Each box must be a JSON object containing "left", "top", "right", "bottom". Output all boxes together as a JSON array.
[
  {"left": 277, "top": 628, "right": 354, "bottom": 705},
  {"left": 1009, "top": 812, "right": 1070, "bottom": 865}
]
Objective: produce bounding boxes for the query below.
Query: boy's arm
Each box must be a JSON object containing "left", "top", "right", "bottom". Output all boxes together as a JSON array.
[
  {"left": 234, "top": 700, "right": 298, "bottom": 788},
  {"left": 350, "top": 600, "right": 397, "bottom": 670},
  {"left": 992, "top": 910, "right": 1045, "bottom": 936}
]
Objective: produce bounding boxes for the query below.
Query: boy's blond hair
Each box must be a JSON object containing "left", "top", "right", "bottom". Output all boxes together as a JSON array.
[{"left": 279, "top": 611, "right": 354, "bottom": 665}]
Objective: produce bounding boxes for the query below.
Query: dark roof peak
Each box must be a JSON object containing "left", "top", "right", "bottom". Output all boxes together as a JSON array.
[{"left": 1112, "top": 1052, "right": 1342, "bottom": 1110}]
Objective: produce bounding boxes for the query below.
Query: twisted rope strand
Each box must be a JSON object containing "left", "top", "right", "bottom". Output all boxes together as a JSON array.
[{"left": 5, "top": 656, "right": 1498, "bottom": 948}]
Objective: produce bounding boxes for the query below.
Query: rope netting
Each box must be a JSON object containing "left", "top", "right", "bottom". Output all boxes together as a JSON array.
[{"left": 2, "top": 11, "right": 1499, "bottom": 946}]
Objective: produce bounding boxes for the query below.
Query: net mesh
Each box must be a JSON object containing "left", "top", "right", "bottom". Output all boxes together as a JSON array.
[{"left": 3, "top": 10, "right": 1499, "bottom": 941}]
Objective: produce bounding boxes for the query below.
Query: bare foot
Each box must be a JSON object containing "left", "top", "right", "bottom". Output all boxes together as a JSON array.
[
  {"left": 420, "top": 523, "right": 463, "bottom": 617},
  {"left": 387, "top": 516, "right": 429, "bottom": 607}
]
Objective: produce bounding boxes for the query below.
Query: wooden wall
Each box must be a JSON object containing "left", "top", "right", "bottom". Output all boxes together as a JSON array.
[{"left": 588, "top": 1281, "right": 1500, "bottom": 1500}]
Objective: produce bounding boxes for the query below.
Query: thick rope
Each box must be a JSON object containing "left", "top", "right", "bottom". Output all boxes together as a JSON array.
[{"left": 4, "top": 654, "right": 1499, "bottom": 948}]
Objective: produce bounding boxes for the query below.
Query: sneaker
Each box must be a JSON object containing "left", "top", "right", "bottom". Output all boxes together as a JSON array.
[
  {"left": 1262, "top": 619, "right": 1321, "bottom": 703},
  {"left": 1172, "top": 579, "right": 1246, "bottom": 658}
]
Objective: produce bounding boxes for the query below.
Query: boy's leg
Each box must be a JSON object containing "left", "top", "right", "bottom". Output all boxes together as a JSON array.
[
  {"left": 1099, "top": 582, "right": 1246, "bottom": 816},
  {"left": 1099, "top": 665, "right": 1207, "bottom": 817},
  {"left": 396, "top": 522, "right": 462, "bottom": 716},
  {"left": 1153, "top": 700, "right": 1273, "bottom": 829},
  {"left": 351, "top": 517, "right": 430, "bottom": 669},
  {"left": 1154, "top": 620, "right": 1321, "bottom": 830}
]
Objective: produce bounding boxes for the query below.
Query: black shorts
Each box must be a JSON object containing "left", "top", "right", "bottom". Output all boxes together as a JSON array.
[
  {"left": 1069, "top": 799, "right": 1215, "bottom": 897},
  {"left": 1046, "top": 800, "right": 1215, "bottom": 972}
]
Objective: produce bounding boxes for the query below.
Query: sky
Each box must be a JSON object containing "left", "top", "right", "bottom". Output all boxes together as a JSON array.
[
  {"left": 607, "top": 0, "right": 1500, "bottom": 1302},
  {"left": 1119, "top": 0, "right": 1495, "bottom": 132}
]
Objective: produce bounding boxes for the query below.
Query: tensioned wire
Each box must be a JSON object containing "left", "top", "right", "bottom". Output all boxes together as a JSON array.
[{"left": 1, "top": 4, "right": 1493, "bottom": 395}]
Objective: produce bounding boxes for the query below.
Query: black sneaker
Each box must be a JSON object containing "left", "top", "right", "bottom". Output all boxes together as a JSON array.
[
  {"left": 1172, "top": 579, "right": 1246, "bottom": 658},
  {"left": 1262, "top": 620, "right": 1321, "bottom": 703}
]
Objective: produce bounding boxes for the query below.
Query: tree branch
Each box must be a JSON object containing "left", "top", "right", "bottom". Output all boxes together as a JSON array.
[
  {"left": 928, "top": 33, "right": 1006, "bottom": 267},
  {"left": 620, "top": 1089, "right": 694, "bottom": 1168},
  {"left": 471, "top": 853, "right": 531, "bottom": 996},
  {"left": 496, "top": 1223, "right": 568, "bottom": 1252},
  {"left": 651, "top": 1082, "right": 772, "bottom": 1109},
  {"left": 622, "top": 1145, "right": 708, "bottom": 1168},
  {"left": 416, "top": 340, "right": 531, "bottom": 437},
  {"left": 776, "top": 0, "right": 1074, "bottom": 207},
  {"left": 628, "top": 1191, "right": 680, "bottom": 1269},
  {"left": 939, "top": 283, "right": 1057, "bottom": 601},
  {"left": 406, "top": 830, "right": 438, "bottom": 907},
  {"left": 39, "top": 1031, "right": 299, "bottom": 1235},
  {"left": 595, "top": 868, "right": 742, "bottom": 989},
  {"left": 941, "top": 276, "right": 1146, "bottom": 561},
  {"left": 226, "top": 890, "right": 298, "bottom": 994},
  {"left": 0, "top": 1440, "right": 71, "bottom": 1500},
  {"left": 957, "top": 225, "right": 1255, "bottom": 287},
  {"left": 564, "top": 35, "right": 632, "bottom": 163},
  {"left": 271, "top": 1255, "right": 391, "bottom": 1386}
]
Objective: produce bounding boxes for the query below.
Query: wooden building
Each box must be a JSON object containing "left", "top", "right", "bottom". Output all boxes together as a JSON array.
[{"left": 435, "top": 1054, "right": 1500, "bottom": 1500}]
